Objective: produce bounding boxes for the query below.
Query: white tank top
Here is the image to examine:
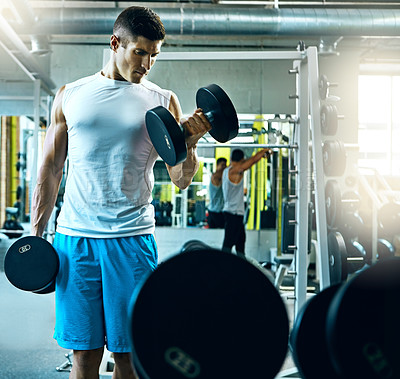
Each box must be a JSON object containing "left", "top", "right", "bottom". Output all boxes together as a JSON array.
[
  {"left": 222, "top": 166, "right": 245, "bottom": 216},
  {"left": 56, "top": 72, "right": 171, "bottom": 237},
  {"left": 208, "top": 181, "right": 224, "bottom": 212}
]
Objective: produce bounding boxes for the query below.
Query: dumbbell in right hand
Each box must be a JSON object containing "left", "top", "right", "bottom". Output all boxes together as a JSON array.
[{"left": 146, "top": 84, "right": 239, "bottom": 166}]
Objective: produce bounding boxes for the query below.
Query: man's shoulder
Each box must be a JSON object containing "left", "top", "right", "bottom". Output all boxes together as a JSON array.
[
  {"left": 140, "top": 79, "right": 171, "bottom": 101},
  {"left": 224, "top": 165, "right": 243, "bottom": 182},
  {"left": 65, "top": 73, "right": 98, "bottom": 90}
]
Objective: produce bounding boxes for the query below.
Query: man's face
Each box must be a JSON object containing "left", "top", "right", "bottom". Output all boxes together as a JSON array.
[{"left": 112, "top": 35, "right": 162, "bottom": 83}]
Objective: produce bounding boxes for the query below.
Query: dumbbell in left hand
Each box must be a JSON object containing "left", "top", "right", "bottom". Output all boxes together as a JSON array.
[
  {"left": 146, "top": 84, "right": 239, "bottom": 166},
  {"left": 4, "top": 236, "right": 59, "bottom": 294}
]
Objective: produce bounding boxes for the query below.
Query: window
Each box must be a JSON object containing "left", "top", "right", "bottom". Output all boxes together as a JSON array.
[{"left": 358, "top": 74, "right": 400, "bottom": 175}]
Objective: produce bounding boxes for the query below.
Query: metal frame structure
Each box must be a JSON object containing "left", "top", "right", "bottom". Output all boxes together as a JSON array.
[
  {"left": 183, "top": 48, "right": 333, "bottom": 379},
  {"left": 194, "top": 46, "right": 332, "bottom": 319}
]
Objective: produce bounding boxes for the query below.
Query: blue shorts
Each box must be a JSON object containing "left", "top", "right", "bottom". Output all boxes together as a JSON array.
[{"left": 52, "top": 233, "right": 158, "bottom": 353}]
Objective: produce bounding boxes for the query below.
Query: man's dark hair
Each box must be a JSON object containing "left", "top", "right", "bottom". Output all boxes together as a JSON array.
[
  {"left": 231, "top": 149, "right": 244, "bottom": 162},
  {"left": 113, "top": 6, "right": 166, "bottom": 46},
  {"left": 216, "top": 157, "right": 227, "bottom": 166}
]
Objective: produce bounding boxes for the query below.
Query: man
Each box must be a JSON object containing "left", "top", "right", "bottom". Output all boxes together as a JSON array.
[
  {"left": 207, "top": 157, "right": 227, "bottom": 228},
  {"left": 30, "top": 6, "right": 211, "bottom": 379},
  {"left": 222, "top": 148, "right": 272, "bottom": 257}
]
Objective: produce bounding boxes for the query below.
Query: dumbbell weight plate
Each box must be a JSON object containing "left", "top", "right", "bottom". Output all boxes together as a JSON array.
[
  {"left": 325, "top": 180, "right": 342, "bottom": 229},
  {"left": 290, "top": 283, "right": 342, "bottom": 379},
  {"left": 129, "top": 248, "right": 289, "bottom": 379},
  {"left": 196, "top": 84, "right": 239, "bottom": 143},
  {"left": 323, "top": 140, "right": 347, "bottom": 176},
  {"left": 326, "top": 257, "right": 400, "bottom": 379},
  {"left": 146, "top": 106, "right": 187, "bottom": 166},
  {"left": 341, "top": 190, "right": 361, "bottom": 213},
  {"left": 320, "top": 104, "right": 338, "bottom": 136},
  {"left": 344, "top": 240, "right": 367, "bottom": 274},
  {"left": 377, "top": 238, "right": 396, "bottom": 260},
  {"left": 180, "top": 239, "right": 212, "bottom": 254},
  {"left": 4, "top": 236, "right": 59, "bottom": 293},
  {"left": 378, "top": 201, "right": 400, "bottom": 237},
  {"left": 328, "top": 231, "right": 348, "bottom": 284},
  {"left": 319, "top": 74, "right": 329, "bottom": 100},
  {"left": 34, "top": 281, "right": 56, "bottom": 294},
  {"left": 339, "top": 212, "right": 364, "bottom": 242}
]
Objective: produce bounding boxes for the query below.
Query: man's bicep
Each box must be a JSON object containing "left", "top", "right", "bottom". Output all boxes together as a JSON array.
[
  {"left": 41, "top": 87, "right": 68, "bottom": 174},
  {"left": 237, "top": 160, "right": 253, "bottom": 172},
  {"left": 168, "top": 92, "right": 183, "bottom": 122}
]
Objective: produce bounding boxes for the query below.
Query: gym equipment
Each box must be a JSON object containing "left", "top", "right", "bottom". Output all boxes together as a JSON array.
[
  {"left": 180, "top": 239, "right": 211, "bottom": 254},
  {"left": 322, "top": 140, "right": 347, "bottom": 176},
  {"left": 281, "top": 202, "right": 296, "bottom": 254},
  {"left": 328, "top": 231, "right": 367, "bottom": 284},
  {"left": 4, "top": 236, "right": 59, "bottom": 294},
  {"left": 326, "top": 257, "right": 400, "bottom": 379},
  {"left": 2, "top": 207, "right": 24, "bottom": 239},
  {"left": 357, "top": 214, "right": 396, "bottom": 262},
  {"left": 341, "top": 190, "right": 361, "bottom": 212},
  {"left": 325, "top": 180, "right": 342, "bottom": 228},
  {"left": 146, "top": 84, "right": 239, "bottom": 166},
  {"left": 377, "top": 238, "right": 396, "bottom": 260},
  {"left": 328, "top": 231, "right": 347, "bottom": 284},
  {"left": 290, "top": 284, "right": 342, "bottom": 379},
  {"left": 291, "top": 258, "right": 400, "bottom": 379},
  {"left": 129, "top": 246, "right": 289, "bottom": 379},
  {"left": 344, "top": 239, "right": 367, "bottom": 274},
  {"left": 339, "top": 212, "right": 364, "bottom": 242},
  {"left": 320, "top": 104, "right": 338, "bottom": 135},
  {"left": 319, "top": 74, "right": 338, "bottom": 100},
  {"left": 1, "top": 220, "right": 24, "bottom": 238},
  {"left": 325, "top": 180, "right": 362, "bottom": 230},
  {"left": 56, "top": 351, "right": 73, "bottom": 372},
  {"left": 378, "top": 201, "right": 400, "bottom": 237}
]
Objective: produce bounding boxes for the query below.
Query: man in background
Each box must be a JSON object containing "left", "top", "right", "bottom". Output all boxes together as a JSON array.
[
  {"left": 207, "top": 157, "right": 227, "bottom": 228},
  {"left": 222, "top": 148, "right": 272, "bottom": 257}
]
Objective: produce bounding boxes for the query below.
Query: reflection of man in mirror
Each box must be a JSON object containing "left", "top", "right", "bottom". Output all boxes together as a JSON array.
[
  {"left": 222, "top": 148, "right": 272, "bottom": 257},
  {"left": 207, "top": 157, "right": 227, "bottom": 228}
]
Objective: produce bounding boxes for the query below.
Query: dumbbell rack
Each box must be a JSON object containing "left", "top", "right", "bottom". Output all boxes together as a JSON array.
[
  {"left": 358, "top": 167, "right": 400, "bottom": 264},
  {"left": 274, "top": 46, "right": 332, "bottom": 379},
  {"left": 203, "top": 45, "right": 334, "bottom": 379},
  {"left": 189, "top": 46, "right": 332, "bottom": 318},
  {"left": 280, "top": 46, "right": 330, "bottom": 319}
]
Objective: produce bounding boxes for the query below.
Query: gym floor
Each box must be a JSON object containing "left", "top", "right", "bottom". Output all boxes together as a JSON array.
[{"left": 0, "top": 234, "right": 298, "bottom": 379}]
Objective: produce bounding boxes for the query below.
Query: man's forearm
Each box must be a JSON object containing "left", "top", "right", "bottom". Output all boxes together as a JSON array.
[
  {"left": 168, "top": 146, "right": 199, "bottom": 189},
  {"left": 31, "top": 168, "right": 63, "bottom": 237},
  {"left": 181, "top": 146, "right": 199, "bottom": 183}
]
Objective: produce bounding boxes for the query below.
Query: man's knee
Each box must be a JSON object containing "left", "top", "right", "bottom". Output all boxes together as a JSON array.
[
  {"left": 73, "top": 347, "right": 104, "bottom": 372},
  {"left": 113, "top": 352, "right": 132, "bottom": 366},
  {"left": 113, "top": 352, "right": 138, "bottom": 379}
]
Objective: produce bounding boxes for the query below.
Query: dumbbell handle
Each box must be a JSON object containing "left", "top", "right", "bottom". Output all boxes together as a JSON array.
[
  {"left": 204, "top": 110, "right": 214, "bottom": 124},
  {"left": 327, "top": 81, "right": 338, "bottom": 88},
  {"left": 342, "top": 199, "right": 359, "bottom": 204},
  {"left": 181, "top": 110, "right": 214, "bottom": 129},
  {"left": 347, "top": 257, "right": 364, "bottom": 262}
]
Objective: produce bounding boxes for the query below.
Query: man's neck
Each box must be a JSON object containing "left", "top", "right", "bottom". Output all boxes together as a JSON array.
[{"left": 101, "top": 60, "right": 126, "bottom": 81}]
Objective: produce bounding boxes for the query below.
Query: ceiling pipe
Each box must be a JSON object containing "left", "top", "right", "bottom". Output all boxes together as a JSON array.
[
  {"left": 0, "top": 13, "right": 56, "bottom": 93},
  {"left": 9, "top": 0, "right": 51, "bottom": 55},
  {"left": 7, "top": 7, "right": 400, "bottom": 37}
]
